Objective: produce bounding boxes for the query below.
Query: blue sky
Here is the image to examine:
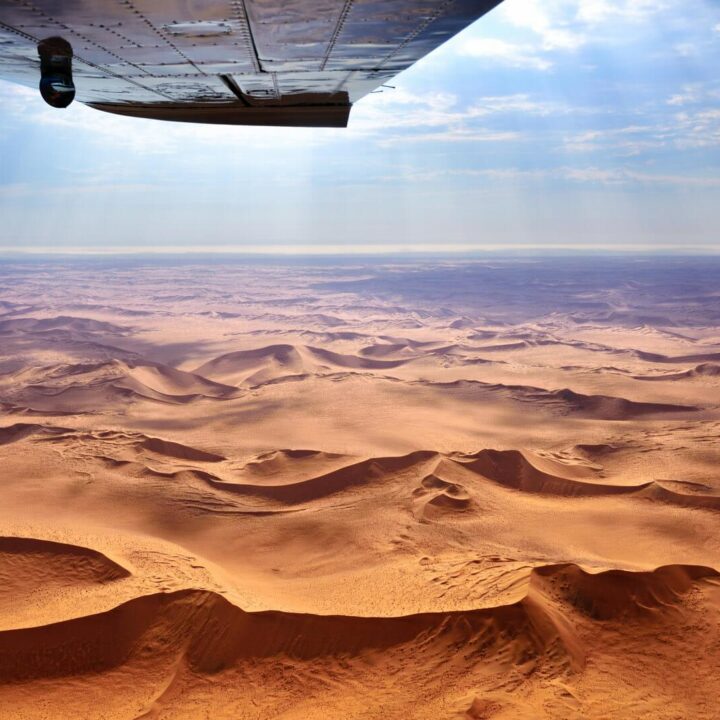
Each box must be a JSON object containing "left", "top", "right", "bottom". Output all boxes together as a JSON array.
[{"left": 0, "top": 0, "right": 718, "bottom": 253}]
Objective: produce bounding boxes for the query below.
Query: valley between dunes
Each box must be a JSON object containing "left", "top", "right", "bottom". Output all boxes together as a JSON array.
[{"left": 1, "top": 257, "right": 719, "bottom": 719}]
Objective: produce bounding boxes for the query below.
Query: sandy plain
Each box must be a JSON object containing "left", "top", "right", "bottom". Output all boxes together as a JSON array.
[{"left": 0, "top": 255, "right": 719, "bottom": 719}]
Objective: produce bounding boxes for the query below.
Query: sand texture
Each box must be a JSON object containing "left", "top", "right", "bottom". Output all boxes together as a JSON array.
[{"left": 0, "top": 256, "right": 719, "bottom": 719}]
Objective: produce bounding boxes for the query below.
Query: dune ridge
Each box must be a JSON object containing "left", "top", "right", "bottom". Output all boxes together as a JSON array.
[
  {"left": 139, "top": 437, "right": 225, "bottom": 463},
  {"left": 10, "top": 423, "right": 719, "bottom": 516},
  {"left": 1, "top": 359, "right": 240, "bottom": 412},
  {"left": 633, "top": 363, "right": 720, "bottom": 381},
  {"left": 413, "top": 380, "right": 702, "bottom": 418},
  {"left": 0, "top": 536, "right": 130, "bottom": 590},
  {"left": 70, "top": 435, "right": 720, "bottom": 518},
  {"left": 202, "top": 450, "right": 437, "bottom": 503},
  {"left": 0, "top": 316, "right": 130, "bottom": 335},
  {"left": 0, "top": 423, "right": 71, "bottom": 445},
  {"left": 0, "top": 563, "right": 714, "bottom": 685},
  {"left": 195, "top": 343, "right": 412, "bottom": 387}
]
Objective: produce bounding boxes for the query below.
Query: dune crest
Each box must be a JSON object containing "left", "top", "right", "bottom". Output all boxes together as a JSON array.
[{"left": 0, "top": 562, "right": 714, "bottom": 700}]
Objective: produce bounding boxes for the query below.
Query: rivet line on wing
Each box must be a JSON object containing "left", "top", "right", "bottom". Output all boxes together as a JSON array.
[
  {"left": 117, "top": 0, "right": 209, "bottom": 76},
  {"left": 227, "top": 0, "right": 261, "bottom": 74},
  {"left": 10, "top": 0, "right": 154, "bottom": 78},
  {"left": 320, "top": 0, "right": 355, "bottom": 72},
  {"left": 0, "top": 10, "right": 177, "bottom": 102},
  {"left": 376, "top": 0, "right": 457, "bottom": 70}
]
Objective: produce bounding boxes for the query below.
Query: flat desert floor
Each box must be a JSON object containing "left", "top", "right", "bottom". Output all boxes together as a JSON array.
[{"left": 1, "top": 255, "right": 719, "bottom": 719}]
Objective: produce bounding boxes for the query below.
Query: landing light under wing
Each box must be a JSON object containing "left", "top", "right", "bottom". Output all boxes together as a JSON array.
[{"left": 0, "top": 0, "right": 503, "bottom": 127}]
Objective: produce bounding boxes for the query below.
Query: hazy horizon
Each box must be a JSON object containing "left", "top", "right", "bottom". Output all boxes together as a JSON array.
[{"left": 1, "top": 247, "right": 720, "bottom": 258}]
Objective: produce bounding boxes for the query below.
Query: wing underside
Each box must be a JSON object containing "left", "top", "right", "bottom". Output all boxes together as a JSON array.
[{"left": 0, "top": 1, "right": 502, "bottom": 127}]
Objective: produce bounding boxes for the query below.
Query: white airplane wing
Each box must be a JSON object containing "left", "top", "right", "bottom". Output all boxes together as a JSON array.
[{"left": 0, "top": 0, "right": 502, "bottom": 127}]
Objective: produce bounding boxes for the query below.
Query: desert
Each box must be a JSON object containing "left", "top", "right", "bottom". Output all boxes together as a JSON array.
[{"left": 0, "top": 255, "right": 719, "bottom": 719}]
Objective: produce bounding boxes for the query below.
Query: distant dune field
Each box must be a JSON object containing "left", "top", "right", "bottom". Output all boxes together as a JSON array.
[{"left": 0, "top": 256, "right": 719, "bottom": 719}]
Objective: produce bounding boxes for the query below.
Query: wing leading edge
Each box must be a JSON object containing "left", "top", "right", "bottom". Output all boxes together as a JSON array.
[{"left": 0, "top": 1, "right": 503, "bottom": 127}]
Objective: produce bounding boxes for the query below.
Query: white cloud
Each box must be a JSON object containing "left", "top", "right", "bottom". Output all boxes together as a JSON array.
[
  {"left": 502, "top": 0, "right": 586, "bottom": 50},
  {"left": 350, "top": 89, "right": 462, "bottom": 132},
  {"left": 671, "top": 109, "right": 720, "bottom": 149},
  {"left": 563, "top": 125, "right": 660, "bottom": 154},
  {"left": 667, "top": 86, "right": 702, "bottom": 106},
  {"left": 352, "top": 90, "right": 579, "bottom": 146},
  {"left": 563, "top": 97, "right": 720, "bottom": 154},
  {"left": 673, "top": 43, "right": 697, "bottom": 58},
  {"left": 483, "top": 0, "right": 669, "bottom": 62},
  {"left": 352, "top": 88, "right": 581, "bottom": 145},
  {"left": 575, "top": 0, "right": 615, "bottom": 24},
  {"left": 470, "top": 94, "right": 575, "bottom": 116},
  {"left": 561, "top": 167, "right": 624, "bottom": 183},
  {"left": 0, "top": 182, "right": 163, "bottom": 198},
  {"left": 457, "top": 38, "right": 552, "bottom": 70},
  {"left": 565, "top": 167, "right": 720, "bottom": 187},
  {"left": 379, "top": 165, "right": 720, "bottom": 188},
  {"left": 576, "top": 0, "right": 665, "bottom": 23},
  {"left": 446, "top": 0, "right": 672, "bottom": 78},
  {"left": 376, "top": 129, "right": 521, "bottom": 146}
]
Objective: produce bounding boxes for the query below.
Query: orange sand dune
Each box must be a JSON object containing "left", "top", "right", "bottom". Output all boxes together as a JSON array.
[
  {"left": 1, "top": 258, "right": 720, "bottom": 719},
  {"left": 633, "top": 362, "right": 720, "bottom": 380},
  {"left": 0, "top": 536, "right": 129, "bottom": 603},
  {"left": 0, "top": 558, "right": 717, "bottom": 718},
  {"left": 196, "top": 342, "right": 412, "bottom": 387}
]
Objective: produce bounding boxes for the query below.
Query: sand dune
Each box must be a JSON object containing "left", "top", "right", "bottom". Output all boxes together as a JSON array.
[
  {"left": 139, "top": 437, "right": 226, "bottom": 463},
  {"left": 195, "top": 344, "right": 306, "bottom": 386},
  {"left": 636, "top": 350, "right": 720, "bottom": 364},
  {"left": 0, "top": 585, "right": 570, "bottom": 682},
  {"left": 118, "top": 361, "right": 237, "bottom": 398},
  {"left": 417, "top": 379, "right": 702, "bottom": 419},
  {"left": 535, "top": 387, "right": 699, "bottom": 419},
  {"left": 305, "top": 345, "right": 410, "bottom": 369},
  {"left": 55, "top": 430, "right": 720, "bottom": 519},
  {"left": 1, "top": 258, "right": 720, "bottom": 718},
  {"left": 0, "top": 359, "right": 238, "bottom": 412},
  {"left": 413, "top": 473, "right": 474, "bottom": 520},
  {"left": 204, "top": 451, "right": 436, "bottom": 503},
  {"left": 0, "top": 422, "right": 70, "bottom": 445},
  {"left": 633, "top": 362, "right": 720, "bottom": 381},
  {"left": 65, "top": 428, "right": 226, "bottom": 465},
  {"left": 196, "top": 343, "right": 411, "bottom": 386},
  {"left": 454, "top": 449, "right": 638, "bottom": 496},
  {"left": 530, "top": 562, "right": 718, "bottom": 620},
  {"left": 218, "top": 446, "right": 720, "bottom": 513},
  {"left": 238, "top": 448, "right": 351, "bottom": 481},
  {"left": 359, "top": 342, "right": 420, "bottom": 358},
  {"left": 446, "top": 449, "right": 720, "bottom": 510},
  {"left": 0, "top": 316, "right": 129, "bottom": 335},
  {"left": 1, "top": 562, "right": 715, "bottom": 718},
  {"left": 635, "top": 481, "right": 720, "bottom": 511},
  {"left": 0, "top": 536, "right": 129, "bottom": 598}
]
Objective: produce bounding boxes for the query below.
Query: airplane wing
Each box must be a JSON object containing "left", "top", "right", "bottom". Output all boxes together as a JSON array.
[{"left": 0, "top": 0, "right": 503, "bottom": 127}]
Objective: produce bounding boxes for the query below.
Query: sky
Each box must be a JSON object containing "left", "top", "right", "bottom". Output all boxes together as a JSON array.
[{"left": 0, "top": 0, "right": 719, "bottom": 254}]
